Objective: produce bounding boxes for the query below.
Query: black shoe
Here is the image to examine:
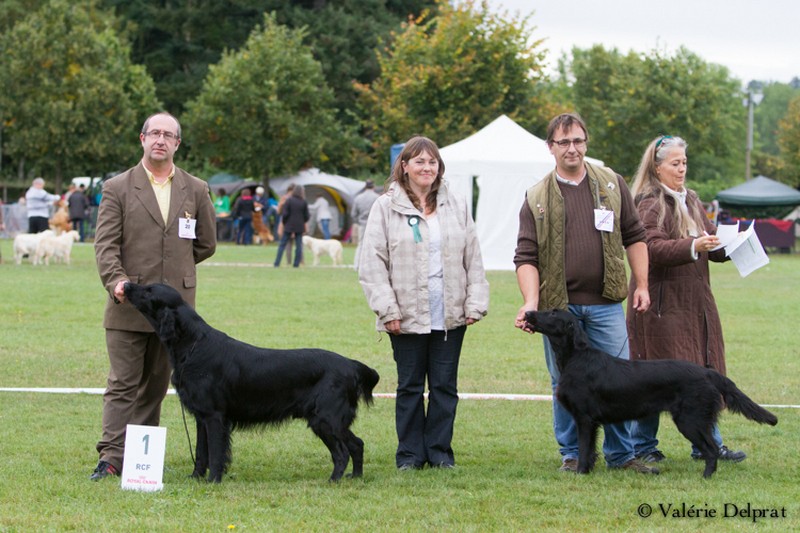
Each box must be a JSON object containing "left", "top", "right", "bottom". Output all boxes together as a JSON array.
[
  {"left": 718, "top": 445, "right": 747, "bottom": 462},
  {"left": 691, "top": 445, "right": 747, "bottom": 462},
  {"left": 397, "top": 463, "right": 423, "bottom": 471},
  {"left": 637, "top": 450, "right": 666, "bottom": 463},
  {"left": 90, "top": 460, "right": 120, "bottom": 481}
]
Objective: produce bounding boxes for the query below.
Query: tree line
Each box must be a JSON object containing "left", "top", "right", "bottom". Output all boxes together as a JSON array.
[{"left": 1, "top": 0, "right": 798, "bottom": 198}]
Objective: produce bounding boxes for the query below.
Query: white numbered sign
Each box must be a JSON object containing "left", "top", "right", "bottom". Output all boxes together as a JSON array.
[{"left": 121, "top": 424, "right": 167, "bottom": 492}]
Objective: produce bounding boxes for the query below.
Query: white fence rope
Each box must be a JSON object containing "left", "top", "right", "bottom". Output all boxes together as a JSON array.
[{"left": 1, "top": 388, "right": 797, "bottom": 408}]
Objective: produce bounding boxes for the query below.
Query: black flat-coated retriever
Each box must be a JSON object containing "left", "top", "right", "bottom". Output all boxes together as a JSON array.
[
  {"left": 525, "top": 309, "right": 777, "bottom": 478},
  {"left": 124, "top": 282, "right": 380, "bottom": 483}
]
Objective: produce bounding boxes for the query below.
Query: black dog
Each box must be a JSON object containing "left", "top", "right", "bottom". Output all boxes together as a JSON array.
[
  {"left": 123, "top": 282, "right": 380, "bottom": 483},
  {"left": 525, "top": 309, "right": 777, "bottom": 478}
]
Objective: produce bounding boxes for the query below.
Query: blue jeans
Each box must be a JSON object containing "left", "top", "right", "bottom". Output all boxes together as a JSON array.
[
  {"left": 389, "top": 326, "right": 466, "bottom": 468},
  {"left": 542, "top": 303, "right": 636, "bottom": 467},
  {"left": 320, "top": 219, "right": 331, "bottom": 240},
  {"left": 236, "top": 218, "right": 253, "bottom": 244},
  {"left": 274, "top": 232, "right": 303, "bottom": 267},
  {"left": 631, "top": 414, "right": 723, "bottom": 457}
]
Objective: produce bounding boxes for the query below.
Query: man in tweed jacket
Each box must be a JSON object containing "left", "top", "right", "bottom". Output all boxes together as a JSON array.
[{"left": 90, "top": 112, "right": 216, "bottom": 480}]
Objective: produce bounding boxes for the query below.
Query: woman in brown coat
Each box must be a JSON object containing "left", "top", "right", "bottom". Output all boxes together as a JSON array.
[{"left": 626, "top": 135, "right": 745, "bottom": 465}]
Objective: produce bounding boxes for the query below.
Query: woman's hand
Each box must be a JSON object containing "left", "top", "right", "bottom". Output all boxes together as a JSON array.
[
  {"left": 384, "top": 319, "right": 401, "bottom": 335},
  {"left": 694, "top": 234, "right": 720, "bottom": 253}
]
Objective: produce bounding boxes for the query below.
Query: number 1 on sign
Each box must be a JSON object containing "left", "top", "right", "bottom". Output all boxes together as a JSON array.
[{"left": 122, "top": 424, "right": 166, "bottom": 492}]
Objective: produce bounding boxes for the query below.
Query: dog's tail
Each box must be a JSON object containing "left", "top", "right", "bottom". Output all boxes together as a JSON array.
[
  {"left": 710, "top": 372, "right": 778, "bottom": 426},
  {"left": 355, "top": 361, "right": 380, "bottom": 406}
]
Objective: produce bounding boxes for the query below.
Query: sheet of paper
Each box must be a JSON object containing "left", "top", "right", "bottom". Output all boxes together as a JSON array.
[
  {"left": 711, "top": 223, "right": 740, "bottom": 251},
  {"left": 723, "top": 222, "right": 770, "bottom": 277}
]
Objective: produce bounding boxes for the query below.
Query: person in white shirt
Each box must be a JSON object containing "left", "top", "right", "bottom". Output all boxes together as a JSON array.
[
  {"left": 310, "top": 194, "right": 332, "bottom": 239},
  {"left": 25, "top": 177, "right": 60, "bottom": 233}
]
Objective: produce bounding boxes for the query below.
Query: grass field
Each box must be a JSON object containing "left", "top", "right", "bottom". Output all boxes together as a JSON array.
[{"left": 0, "top": 241, "right": 798, "bottom": 532}]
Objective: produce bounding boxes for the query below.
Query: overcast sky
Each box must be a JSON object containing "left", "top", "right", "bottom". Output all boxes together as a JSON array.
[{"left": 486, "top": 0, "right": 799, "bottom": 85}]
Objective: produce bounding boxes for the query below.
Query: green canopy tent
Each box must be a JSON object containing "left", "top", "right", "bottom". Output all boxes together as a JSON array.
[
  {"left": 716, "top": 175, "right": 800, "bottom": 208},
  {"left": 716, "top": 175, "right": 800, "bottom": 250}
]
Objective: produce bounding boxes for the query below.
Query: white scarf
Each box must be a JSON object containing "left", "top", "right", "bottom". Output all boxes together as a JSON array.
[{"left": 660, "top": 183, "right": 699, "bottom": 237}]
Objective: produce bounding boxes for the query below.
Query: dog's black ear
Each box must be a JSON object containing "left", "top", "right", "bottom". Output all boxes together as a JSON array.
[{"left": 157, "top": 308, "right": 176, "bottom": 339}]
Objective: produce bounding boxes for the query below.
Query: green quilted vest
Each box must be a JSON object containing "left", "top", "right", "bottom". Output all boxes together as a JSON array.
[{"left": 525, "top": 163, "right": 628, "bottom": 310}]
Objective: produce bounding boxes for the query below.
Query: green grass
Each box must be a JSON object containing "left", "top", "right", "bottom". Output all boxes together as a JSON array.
[{"left": 0, "top": 241, "right": 798, "bottom": 532}]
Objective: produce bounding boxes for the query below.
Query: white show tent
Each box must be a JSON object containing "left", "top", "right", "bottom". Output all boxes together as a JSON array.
[{"left": 441, "top": 115, "right": 602, "bottom": 271}]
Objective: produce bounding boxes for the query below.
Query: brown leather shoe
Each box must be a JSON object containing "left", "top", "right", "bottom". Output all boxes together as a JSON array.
[
  {"left": 559, "top": 458, "right": 578, "bottom": 472},
  {"left": 618, "top": 458, "right": 659, "bottom": 474}
]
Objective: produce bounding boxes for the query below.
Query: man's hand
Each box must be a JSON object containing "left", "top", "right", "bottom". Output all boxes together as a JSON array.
[
  {"left": 631, "top": 286, "right": 650, "bottom": 313},
  {"left": 515, "top": 303, "right": 537, "bottom": 334},
  {"left": 113, "top": 280, "right": 128, "bottom": 303}
]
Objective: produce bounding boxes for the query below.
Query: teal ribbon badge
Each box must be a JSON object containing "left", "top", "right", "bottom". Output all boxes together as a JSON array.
[{"left": 407, "top": 215, "right": 422, "bottom": 243}]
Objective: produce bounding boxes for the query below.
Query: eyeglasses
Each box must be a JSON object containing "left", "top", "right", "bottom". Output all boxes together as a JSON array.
[
  {"left": 143, "top": 129, "right": 179, "bottom": 141},
  {"left": 552, "top": 138, "right": 587, "bottom": 149}
]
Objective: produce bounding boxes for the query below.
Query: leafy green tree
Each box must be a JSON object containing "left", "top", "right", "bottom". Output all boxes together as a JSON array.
[
  {"left": 0, "top": 0, "right": 46, "bottom": 32},
  {"left": 776, "top": 94, "right": 800, "bottom": 185},
  {"left": 355, "top": 0, "right": 551, "bottom": 172},
  {"left": 0, "top": 0, "right": 160, "bottom": 191},
  {"left": 100, "top": 0, "right": 266, "bottom": 116},
  {"left": 183, "top": 13, "right": 338, "bottom": 188},
  {"left": 100, "top": 0, "right": 435, "bottom": 119},
  {"left": 566, "top": 45, "right": 744, "bottom": 190},
  {"left": 264, "top": 0, "right": 435, "bottom": 120},
  {"left": 752, "top": 82, "right": 799, "bottom": 156},
  {"left": 749, "top": 81, "right": 800, "bottom": 182}
]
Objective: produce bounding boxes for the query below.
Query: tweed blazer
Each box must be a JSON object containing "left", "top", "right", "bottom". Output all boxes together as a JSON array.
[{"left": 95, "top": 162, "right": 216, "bottom": 331}]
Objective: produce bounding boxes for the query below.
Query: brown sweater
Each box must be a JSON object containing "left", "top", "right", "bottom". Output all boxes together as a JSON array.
[{"left": 514, "top": 174, "right": 645, "bottom": 305}]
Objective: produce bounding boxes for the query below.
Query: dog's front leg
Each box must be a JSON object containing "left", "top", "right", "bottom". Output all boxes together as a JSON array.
[
  {"left": 205, "top": 415, "right": 231, "bottom": 483},
  {"left": 703, "top": 456, "right": 718, "bottom": 479},
  {"left": 191, "top": 418, "right": 209, "bottom": 479},
  {"left": 575, "top": 418, "right": 599, "bottom": 474}
]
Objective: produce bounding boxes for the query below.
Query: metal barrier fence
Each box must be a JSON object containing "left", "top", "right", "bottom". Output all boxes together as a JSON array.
[{"left": 0, "top": 203, "right": 99, "bottom": 239}]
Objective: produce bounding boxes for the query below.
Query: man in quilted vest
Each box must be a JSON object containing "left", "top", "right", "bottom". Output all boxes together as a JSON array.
[{"left": 513, "top": 113, "right": 654, "bottom": 474}]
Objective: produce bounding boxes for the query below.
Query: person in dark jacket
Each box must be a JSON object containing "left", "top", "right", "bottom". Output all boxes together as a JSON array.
[
  {"left": 232, "top": 188, "right": 255, "bottom": 245},
  {"left": 68, "top": 184, "right": 91, "bottom": 242},
  {"left": 627, "top": 135, "right": 745, "bottom": 465},
  {"left": 273, "top": 184, "right": 309, "bottom": 267}
]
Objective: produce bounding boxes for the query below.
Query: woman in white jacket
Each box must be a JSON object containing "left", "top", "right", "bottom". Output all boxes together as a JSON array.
[{"left": 359, "top": 136, "right": 489, "bottom": 470}]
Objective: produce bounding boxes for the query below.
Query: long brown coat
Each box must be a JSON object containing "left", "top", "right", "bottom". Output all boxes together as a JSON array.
[
  {"left": 95, "top": 162, "right": 216, "bottom": 332},
  {"left": 626, "top": 190, "right": 729, "bottom": 374}
]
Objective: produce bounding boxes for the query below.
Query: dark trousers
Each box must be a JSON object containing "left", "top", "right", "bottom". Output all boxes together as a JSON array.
[
  {"left": 96, "top": 329, "right": 171, "bottom": 470},
  {"left": 28, "top": 216, "right": 49, "bottom": 233},
  {"left": 274, "top": 232, "right": 303, "bottom": 267},
  {"left": 71, "top": 218, "right": 85, "bottom": 241},
  {"left": 390, "top": 326, "right": 466, "bottom": 467}
]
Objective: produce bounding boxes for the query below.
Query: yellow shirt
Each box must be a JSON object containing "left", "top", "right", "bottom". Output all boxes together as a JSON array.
[{"left": 143, "top": 163, "right": 175, "bottom": 224}]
